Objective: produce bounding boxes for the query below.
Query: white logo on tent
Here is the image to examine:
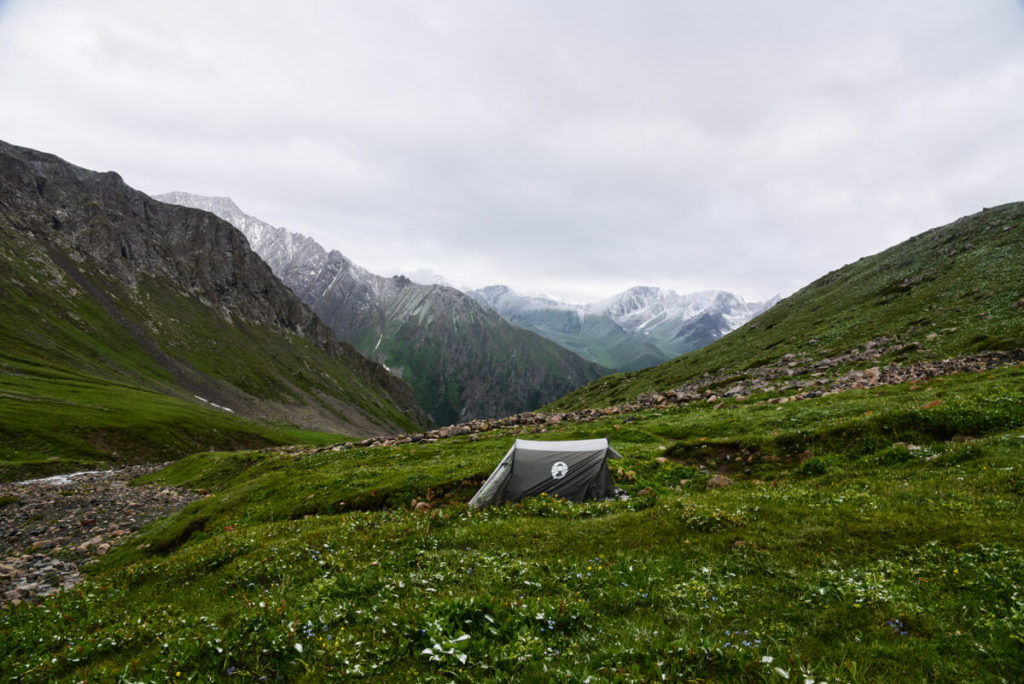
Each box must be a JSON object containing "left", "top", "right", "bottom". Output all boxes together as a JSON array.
[{"left": 551, "top": 461, "right": 568, "bottom": 479}]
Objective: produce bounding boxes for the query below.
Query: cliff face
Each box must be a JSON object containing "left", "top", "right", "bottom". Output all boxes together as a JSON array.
[{"left": 0, "top": 140, "right": 426, "bottom": 436}]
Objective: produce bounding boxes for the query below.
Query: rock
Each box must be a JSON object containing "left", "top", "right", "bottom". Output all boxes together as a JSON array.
[
  {"left": 656, "top": 457, "right": 669, "bottom": 464},
  {"left": 0, "top": 464, "right": 201, "bottom": 608},
  {"left": 706, "top": 474, "right": 733, "bottom": 489},
  {"left": 414, "top": 501, "right": 431, "bottom": 512}
]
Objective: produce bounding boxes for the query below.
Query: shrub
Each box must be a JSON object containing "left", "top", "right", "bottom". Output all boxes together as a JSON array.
[{"left": 794, "top": 455, "right": 831, "bottom": 477}]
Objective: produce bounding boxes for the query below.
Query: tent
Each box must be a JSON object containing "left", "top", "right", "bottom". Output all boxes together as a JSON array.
[{"left": 468, "top": 438, "right": 623, "bottom": 508}]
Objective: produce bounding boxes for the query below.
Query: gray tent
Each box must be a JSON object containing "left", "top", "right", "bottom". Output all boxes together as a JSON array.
[{"left": 468, "top": 438, "right": 623, "bottom": 508}]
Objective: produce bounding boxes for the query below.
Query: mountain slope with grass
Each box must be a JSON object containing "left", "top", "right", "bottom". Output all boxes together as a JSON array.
[
  {"left": 550, "top": 202, "right": 1024, "bottom": 410},
  {"left": 0, "top": 140, "right": 425, "bottom": 480},
  {"left": 157, "top": 193, "right": 608, "bottom": 425}
]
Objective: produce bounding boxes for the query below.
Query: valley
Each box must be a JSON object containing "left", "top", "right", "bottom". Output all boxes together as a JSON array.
[
  {"left": 1, "top": 141, "right": 1022, "bottom": 681},
  {"left": 156, "top": 193, "right": 607, "bottom": 425}
]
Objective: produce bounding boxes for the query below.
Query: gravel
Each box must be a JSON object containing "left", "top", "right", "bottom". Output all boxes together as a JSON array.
[{"left": 0, "top": 464, "right": 200, "bottom": 608}]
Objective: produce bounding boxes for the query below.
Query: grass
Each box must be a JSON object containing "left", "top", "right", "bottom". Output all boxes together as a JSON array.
[
  {"left": 2, "top": 366, "right": 1022, "bottom": 681},
  {"left": 0, "top": 362, "right": 348, "bottom": 482}
]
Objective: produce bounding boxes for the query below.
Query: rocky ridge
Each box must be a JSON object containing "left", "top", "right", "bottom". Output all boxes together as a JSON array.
[
  {"left": 156, "top": 192, "right": 607, "bottom": 425},
  {"left": 0, "top": 465, "right": 200, "bottom": 608},
  {"left": 298, "top": 344, "right": 1024, "bottom": 451}
]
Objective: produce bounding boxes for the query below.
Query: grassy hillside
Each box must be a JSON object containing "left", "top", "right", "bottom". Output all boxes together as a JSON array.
[
  {"left": 0, "top": 361, "right": 345, "bottom": 482},
  {"left": 3, "top": 364, "right": 1022, "bottom": 680},
  {"left": 550, "top": 202, "right": 1024, "bottom": 410}
]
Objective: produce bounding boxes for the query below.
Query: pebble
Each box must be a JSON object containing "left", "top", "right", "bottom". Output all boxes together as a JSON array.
[{"left": 0, "top": 464, "right": 200, "bottom": 609}]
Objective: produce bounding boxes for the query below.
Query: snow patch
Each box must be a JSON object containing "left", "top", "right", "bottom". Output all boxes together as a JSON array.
[{"left": 193, "top": 395, "right": 235, "bottom": 414}]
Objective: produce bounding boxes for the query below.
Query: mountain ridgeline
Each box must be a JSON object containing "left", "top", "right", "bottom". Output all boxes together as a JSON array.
[
  {"left": 0, "top": 140, "right": 426, "bottom": 477},
  {"left": 551, "top": 202, "right": 1024, "bottom": 410},
  {"left": 467, "top": 285, "right": 778, "bottom": 372},
  {"left": 156, "top": 194, "right": 607, "bottom": 425}
]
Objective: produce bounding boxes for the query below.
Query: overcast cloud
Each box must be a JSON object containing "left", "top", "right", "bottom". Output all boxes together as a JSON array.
[{"left": 2, "top": 1, "right": 1023, "bottom": 302}]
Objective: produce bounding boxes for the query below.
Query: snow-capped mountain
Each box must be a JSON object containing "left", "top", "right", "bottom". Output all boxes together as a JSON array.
[
  {"left": 590, "top": 287, "right": 779, "bottom": 346},
  {"left": 156, "top": 193, "right": 605, "bottom": 425},
  {"left": 469, "top": 285, "right": 780, "bottom": 371},
  {"left": 154, "top": 193, "right": 340, "bottom": 295}
]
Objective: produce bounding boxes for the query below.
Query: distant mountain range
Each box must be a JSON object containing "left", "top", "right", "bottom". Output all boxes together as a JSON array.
[
  {"left": 157, "top": 193, "right": 606, "bottom": 425},
  {"left": 468, "top": 285, "right": 779, "bottom": 371}
]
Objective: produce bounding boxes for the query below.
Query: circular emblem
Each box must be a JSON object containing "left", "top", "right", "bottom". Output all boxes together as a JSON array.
[{"left": 551, "top": 461, "right": 569, "bottom": 480}]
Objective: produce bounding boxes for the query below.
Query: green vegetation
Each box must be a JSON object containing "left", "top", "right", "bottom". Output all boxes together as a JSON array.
[
  {"left": 0, "top": 363, "right": 346, "bottom": 482},
  {"left": 3, "top": 367, "right": 1022, "bottom": 680},
  {"left": 551, "top": 202, "right": 1024, "bottom": 410}
]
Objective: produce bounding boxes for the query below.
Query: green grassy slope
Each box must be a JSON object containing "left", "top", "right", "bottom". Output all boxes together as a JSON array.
[
  {"left": 0, "top": 359, "right": 347, "bottom": 482},
  {"left": 3, "top": 365, "right": 1023, "bottom": 680},
  {"left": 550, "top": 202, "right": 1024, "bottom": 410}
]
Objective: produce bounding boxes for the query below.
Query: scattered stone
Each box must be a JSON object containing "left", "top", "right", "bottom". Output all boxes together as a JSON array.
[
  {"left": 0, "top": 464, "right": 200, "bottom": 609},
  {"left": 706, "top": 474, "right": 733, "bottom": 489}
]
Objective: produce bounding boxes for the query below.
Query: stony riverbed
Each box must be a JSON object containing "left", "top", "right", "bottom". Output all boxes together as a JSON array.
[{"left": 0, "top": 464, "right": 200, "bottom": 608}]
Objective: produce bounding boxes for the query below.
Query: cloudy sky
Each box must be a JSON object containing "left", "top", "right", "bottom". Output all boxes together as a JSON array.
[{"left": 1, "top": 1, "right": 1023, "bottom": 302}]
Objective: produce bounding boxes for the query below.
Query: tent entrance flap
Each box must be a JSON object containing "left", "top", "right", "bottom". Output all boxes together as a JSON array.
[{"left": 468, "top": 438, "right": 623, "bottom": 508}]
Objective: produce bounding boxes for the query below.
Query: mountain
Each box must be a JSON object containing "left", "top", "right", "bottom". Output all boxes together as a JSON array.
[
  {"left": 589, "top": 287, "right": 780, "bottom": 357},
  {"left": 467, "top": 285, "right": 778, "bottom": 372},
  {"left": 467, "top": 286, "right": 666, "bottom": 371},
  {"left": 156, "top": 194, "right": 608, "bottom": 425},
  {"left": 0, "top": 140, "right": 425, "bottom": 478},
  {"left": 550, "top": 202, "right": 1024, "bottom": 410}
]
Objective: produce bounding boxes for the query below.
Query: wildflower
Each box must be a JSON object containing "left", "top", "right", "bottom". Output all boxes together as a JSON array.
[{"left": 762, "top": 655, "right": 774, "bottom": 664}]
